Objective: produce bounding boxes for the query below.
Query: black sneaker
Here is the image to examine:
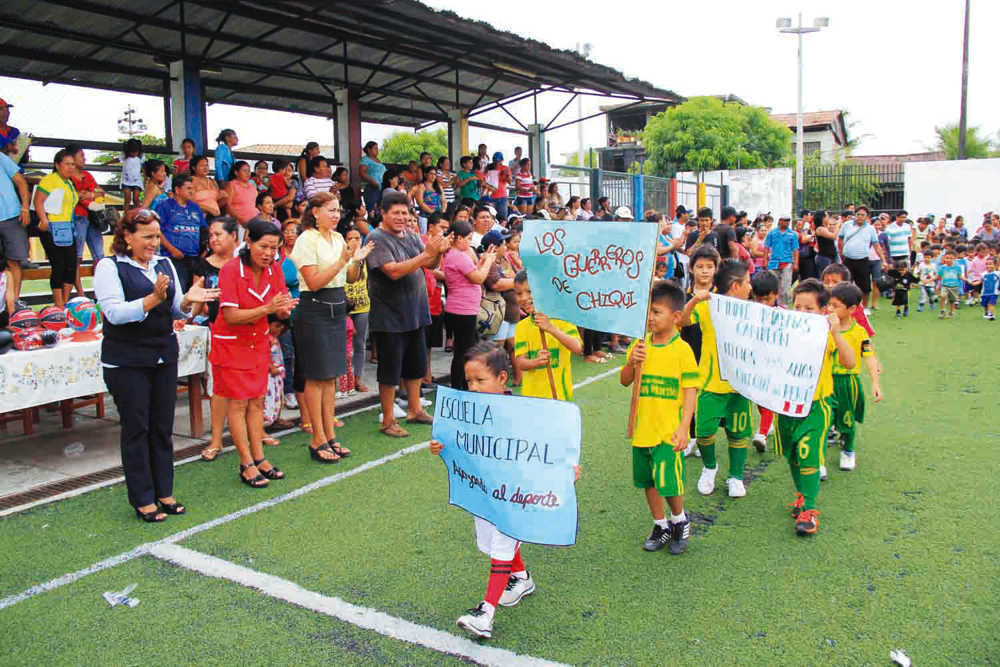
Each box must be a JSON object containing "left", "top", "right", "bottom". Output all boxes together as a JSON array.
[
  {"left": 643, "top": 524, "right": 670, "bottom": 551},
  {"left": 668, "top": 516, "right": 691, "bottom": 555}
]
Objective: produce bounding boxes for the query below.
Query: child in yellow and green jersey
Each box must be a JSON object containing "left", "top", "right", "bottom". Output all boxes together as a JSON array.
[
  {"left": 828, "top": 282, "right": 882, "bottom": 473},
  {"left": 512, "top": 270, "right": 583, "bottom": 400},
  {"left": 621, "top": 281, "right": 699, "bottom": 555},
  {"left": 780, "top": 279, "right": 856, "bottom": 536},
  {"left": 680, "top": 259, "right": 754, "bottom": 499}
]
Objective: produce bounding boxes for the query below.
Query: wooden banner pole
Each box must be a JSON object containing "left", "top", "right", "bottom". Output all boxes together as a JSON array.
[{"left": 538, "top": 329, "right": 559, "bottom": 399}]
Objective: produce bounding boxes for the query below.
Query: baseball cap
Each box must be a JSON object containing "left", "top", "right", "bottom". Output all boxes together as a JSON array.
[
  {"left": 480, "top": 229, "right": 511, "bottom": 249},
  {"left": 926, "top": 213, "right": 935, "bottom": 221},
  {"left": 675, "top": 205, "right": 688, "bottom": 216},
  {"left": 614, "top": 206, "right": 634, "bottom": 220},
  {"left": 485, "top": 204, "right": 497, "bottom": 218},
  {"left": 492, "top": 151, "right": 504, "bottom": 162}
]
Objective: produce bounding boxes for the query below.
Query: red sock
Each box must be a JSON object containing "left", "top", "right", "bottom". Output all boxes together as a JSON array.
[
  {"left": 510, "top": 547, "right": 525, "bottom": 574},
  {"left": 484, "top": 559, "right": 513, "bottom": 607},
  {"left": 757, "top": 406, "right": 773, "bottom": 436}
]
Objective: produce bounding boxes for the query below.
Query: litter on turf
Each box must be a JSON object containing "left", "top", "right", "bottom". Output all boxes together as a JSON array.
[{"left": 102, "top": 584, "right": 139, "bottom": 608}]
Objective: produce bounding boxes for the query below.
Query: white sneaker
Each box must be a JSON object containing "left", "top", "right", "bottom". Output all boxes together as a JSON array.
[
  {"left": 693, "top": 447, "right": 701, "bottom": 458},
  {"left": 697, "top": 466, "right": 718, "bottom": 495},
  {"left": 863, "top": 308, "right": 872, "bottom": 316},
  {"left": 683, "top": 441, "right": 697, "bottom": 457},
  {"left": 840, "top": 451, "right": 856, "bottom": 471},
  {"left": 456, "top": 603, "right": 493, "bottom": 638},
  {"left": 378, "top": 403, "right": 408, "bottom": 422},
  {"left": 726, "top": 478, "right": 747, "bottom": 498},
  {"left": 499, "top": 573, "right": 535, "bottom": 607},
  {"left": 820, "top": 465, "right": 828, "bottom": 481},
  {"left": 752, "top": 433, "right": 767, "bottom": 453},
  {"left": 284, "top": 394, "right": 298, "bottom": 410},
  {"left": 396, "top": 396, "right": 433, "bottom": 408}
]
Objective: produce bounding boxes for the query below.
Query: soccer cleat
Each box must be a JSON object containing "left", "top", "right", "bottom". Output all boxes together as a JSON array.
[
  {"left": 668, "top": 516, "right": 691, "bottom": 555},
  {"left": 820, "top": 465, "right": 828, "bottom": 481},
  {"left": 840, "top": 451, "right": 856, "bottom": 471},
  {"left": 726, "top": 478, "right": 747, "bottom": 498},
  {"left": 697, "top": 466, "right": 718, "bottom": 495},
  {"left": 795, "top": 509, "right": 820, "bottom": 535},
  {"left": 895, "top": 311, "right": 901, "bottom": 319},
  {"left": 499, "top": 573, "right": 535, "bottom": 607},
  {"left": 789, "top": 492, "right": 805, "bottom": 518},
  {"left": 752, "top": 433, "right": 767, "bottom": 453},
  {"left": 456, "top": 603, "right": 493, "bottom": 639},
  {"left": 643, "top": 524, "right": 670, "bottom": 551}
]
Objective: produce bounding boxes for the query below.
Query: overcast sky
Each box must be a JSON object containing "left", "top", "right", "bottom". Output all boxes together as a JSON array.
[{"left": 1, "top": 0, "right": 995, "bottom": 165}]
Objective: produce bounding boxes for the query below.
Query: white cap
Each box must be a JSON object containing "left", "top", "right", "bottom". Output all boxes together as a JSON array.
[
  {"left": 485, "top": 204, "right": 497, "bottom": 218},
  {"left": 614, "top": 206, "right": 634, "bottom": 220}
]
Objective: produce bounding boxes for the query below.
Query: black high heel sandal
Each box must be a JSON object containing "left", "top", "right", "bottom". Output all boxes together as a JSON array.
[
  {"left": 239, "top": 463, "right": 269, "bottom": 488},
  {"left": 253, "top": 458, "right": 285, "bottom": 480},
  {"left": 328, "top": 439, "right": 351, "bottom": 458},
  {"left": 135, "top": 506, "right": 167, "bottom": 522},
  {"left": 309, "top": 442, "right": 340, "bottom": 464},
  {"left": 157, "top": 500, "right": 186, "bottom": 515}
]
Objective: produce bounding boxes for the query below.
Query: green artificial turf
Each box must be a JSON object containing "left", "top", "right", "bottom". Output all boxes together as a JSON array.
[{"left": 1, "top": 310, "right": 997, "bottom": 665}]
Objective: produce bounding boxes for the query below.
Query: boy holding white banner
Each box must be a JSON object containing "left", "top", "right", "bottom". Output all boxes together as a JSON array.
[
  {"left": 621, "top": 281, "right": 699, "bottom": 555},
  {"left": 780, "top": 279, "right": 855, "bottom": 536},
  {"left": 680, "top": 260, "right": 755, "bottom": 498}
]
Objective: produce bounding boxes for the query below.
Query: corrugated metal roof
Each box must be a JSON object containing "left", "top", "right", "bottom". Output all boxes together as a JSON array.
[{"left": 0, "top": 0, "right": 682, "bottom": 127}]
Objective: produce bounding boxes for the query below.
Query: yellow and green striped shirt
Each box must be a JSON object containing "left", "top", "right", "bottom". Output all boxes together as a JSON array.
[
  {"left": 627, "top": 333, "right": 700, "bottom": 448},
  {"left": 514, "top": 316, "right": 580, "bottom": 401}
]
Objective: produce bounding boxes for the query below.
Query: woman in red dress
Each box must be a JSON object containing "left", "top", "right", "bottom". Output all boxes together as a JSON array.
[{"left": 210, "top": 219, "right": 298, "bottom": 488}]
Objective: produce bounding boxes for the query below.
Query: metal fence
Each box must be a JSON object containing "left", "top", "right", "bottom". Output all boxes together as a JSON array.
[
  {"left": 801, "top": 163, "right": 904, "bottom": 214},
  {"left": 643, "top": 175, "right": 669, "bottom": 215},
  {"left": 600, "top": 170, "right": 632, "bottom": 209}
]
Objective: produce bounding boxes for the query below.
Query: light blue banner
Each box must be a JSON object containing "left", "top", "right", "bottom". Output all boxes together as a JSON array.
[
  {"left": 520, "top": 220, "right": 659, "bottom": 339},
  {"left": 433, "top": 386, "right": 582, "bottom": 546}
]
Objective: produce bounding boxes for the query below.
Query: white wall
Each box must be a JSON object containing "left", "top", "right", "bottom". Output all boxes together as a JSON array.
[
  {"left": 677, "top": 168, "right": 793, "bottom": 220},
  {"left": 904, "top": 159, "right": 1000, "bottom": 226}
]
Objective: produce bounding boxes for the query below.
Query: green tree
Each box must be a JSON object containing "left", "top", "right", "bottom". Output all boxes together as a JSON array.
[
  {"left": 556, "top": 148, "right": 598, "bottom": 177},
  {"left": 934, "top": 123, "right": 993, "bottom": 159},
  {"left": 641, "top": 97, "right": 793, "bottom": 176},
  {"left": 378, "top": 129, "right": 449, "bottom": 165},
  {"left": 95, "top": 134, "right": 175, "bottom": 186}
]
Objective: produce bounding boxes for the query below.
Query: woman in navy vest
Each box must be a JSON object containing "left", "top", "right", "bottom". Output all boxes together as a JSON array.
[{"left": 94, "top": 208, "right": 220, "bottom": 522}]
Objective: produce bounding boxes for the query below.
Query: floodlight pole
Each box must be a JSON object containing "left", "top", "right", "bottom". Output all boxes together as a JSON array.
[
  {"left": 779, "top": 13, "right": 824, "bottom": 212},
  {"left": 958, "top": 0, "right": 970, "bottom": 160}
]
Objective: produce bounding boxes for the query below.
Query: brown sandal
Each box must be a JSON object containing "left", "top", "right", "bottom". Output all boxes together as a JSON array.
[
  {"left": 379, "top": 423, "right": 409, "bottom": 438},
  {"left": 405, "top": 412, "right": 434, "bottom": 425}
]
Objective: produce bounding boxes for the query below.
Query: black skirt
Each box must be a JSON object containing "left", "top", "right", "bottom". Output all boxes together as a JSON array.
[{"left": 294, "top": 287, "right": 347, "bottom": 381}]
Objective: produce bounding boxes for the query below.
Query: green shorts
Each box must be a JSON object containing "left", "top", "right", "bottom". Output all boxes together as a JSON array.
[
  {"left": 940, "top": 286, "right": 959, "bottom": 305},
  {"left": 832, "top": 374, "right": 866, "bottom": 427},
  {"left": 695, "top": 391, "right": 753, "bottom": 439},
  {"left": 633, "top": 444, "right": 686, "bottom": 498},
  {"left": 774, "top": 398, "right": 832, "bottom": 470}
]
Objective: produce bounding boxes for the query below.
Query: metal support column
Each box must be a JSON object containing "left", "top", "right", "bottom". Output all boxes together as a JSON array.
[
  {"left": 168, "top": 59, "right": 206, "bottom": 153},
  {"left": 334, "top": 88, "right": 362, "bottom": 192},
  {"left": 528, "top": 123, "right": 546, "bottom": 180}
]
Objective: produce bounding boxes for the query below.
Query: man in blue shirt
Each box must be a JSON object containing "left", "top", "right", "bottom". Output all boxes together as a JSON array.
[
  {"left": 158, "top": 174, "right": 207, "bottom": 291},
  {"left": 837, "top": 206, "right": 885, "bottom": 308},
  {"left": 764, "top": 215, "right": 799, "bottom": 306},
  {"left": 0, "top": 149, "right": 31, "bottom": 301}
]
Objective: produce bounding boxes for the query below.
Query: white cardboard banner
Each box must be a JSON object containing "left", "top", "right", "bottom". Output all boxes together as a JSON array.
[{"left": 708, "top": 295, "right": 829, "bottom": 417}]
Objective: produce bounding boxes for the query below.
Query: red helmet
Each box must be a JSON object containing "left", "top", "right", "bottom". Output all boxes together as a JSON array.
[
  {"left": 39, "top": 305, "right": 67, "bottom": 332},
  {"left": 8, "top": 308, "right": 40, "bottom": 331}
]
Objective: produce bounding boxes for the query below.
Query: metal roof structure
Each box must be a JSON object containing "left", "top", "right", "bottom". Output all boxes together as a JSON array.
[{"left": 0, "top": 0, "right": 682, "bottom": 128}]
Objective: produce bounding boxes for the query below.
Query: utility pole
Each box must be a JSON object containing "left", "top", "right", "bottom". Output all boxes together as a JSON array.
[
  {"left": 577, "top": 42, "right": 592, "bottom": 172},
  {"left": 778, "top": 14, "right": 828, "bottom": 212},
  {"left": 958, "top": 0, "right": 971, "bottom": 159}
]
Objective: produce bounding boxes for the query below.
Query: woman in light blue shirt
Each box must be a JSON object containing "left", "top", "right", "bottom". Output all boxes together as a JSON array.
[{"left": 214, "top": 129, "right": 237, "bottom": 187}]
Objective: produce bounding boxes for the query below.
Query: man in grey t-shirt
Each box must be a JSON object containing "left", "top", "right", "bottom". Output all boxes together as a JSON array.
[{"left": 366, "top": 191, "right": 450, "bottom": 437}]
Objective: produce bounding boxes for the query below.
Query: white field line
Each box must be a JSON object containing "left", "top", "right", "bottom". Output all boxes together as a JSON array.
[
  {"left": 0, "top": 365, "right": 623, "bottom": 611},
  {"left": 0, "top": 397, "right": 402, "bottom": 518},
  {"left": 150, "top": 543, "right": 568, "bottom": 667}
]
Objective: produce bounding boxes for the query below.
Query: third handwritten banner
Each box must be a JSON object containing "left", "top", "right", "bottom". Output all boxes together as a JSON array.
[{"left": 520, "top": 220, "right": 659, "bottom": 339}]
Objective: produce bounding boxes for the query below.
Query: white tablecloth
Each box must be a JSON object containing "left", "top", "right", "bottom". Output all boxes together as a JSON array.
[{"left": 0, "top": 326, "right": 208, "bottom": 413}]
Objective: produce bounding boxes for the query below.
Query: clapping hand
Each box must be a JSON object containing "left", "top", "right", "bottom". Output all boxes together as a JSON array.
[
  {"left": 353, "top": 241, "right": 375, "bottom": 263},
  {"left": 153, "top": 273, "right": 170, "bottom": 303},
  {"left": 269, "top": 292, "right": 297, "bottom": 315},
  {"left": 426, "top": 232, "right": 452, "bottom": 256},
  {"left": 478, "top": 244, "right": 498, "bottom": 266},
  {"left": 185, "top": 275, "right": 220, "bottom": 303}
]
